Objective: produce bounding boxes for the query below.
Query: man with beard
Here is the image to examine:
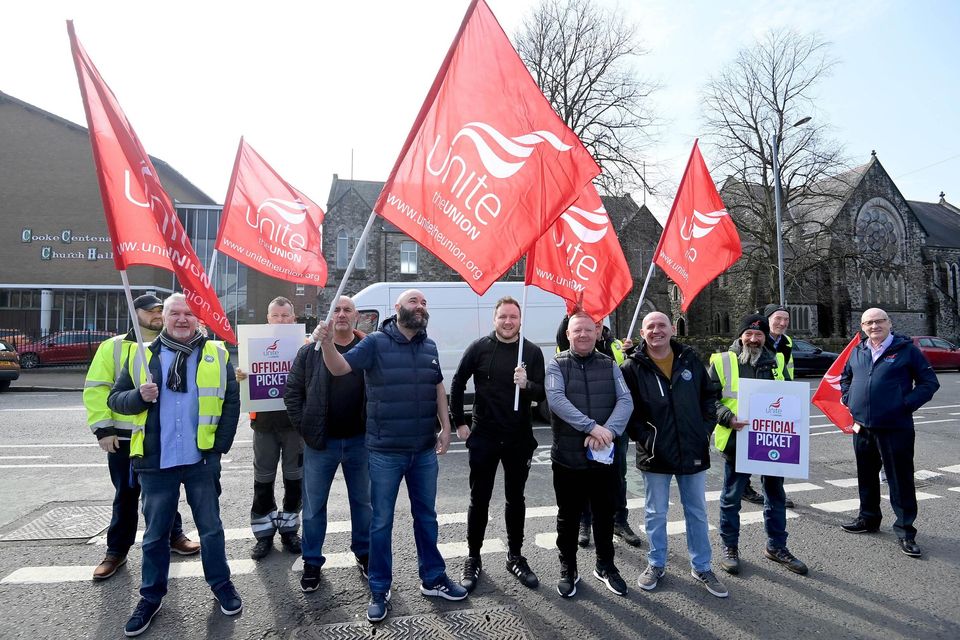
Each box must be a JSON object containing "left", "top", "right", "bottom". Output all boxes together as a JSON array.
[
  {"left": 109, "top": 293, "right": 241, "bottom": 636},
  {"left": 709, "top": 314, "right": 808, "bottom": 577},
  {"left": 84, "top": 294, "right": 200, "bottom": 582},
  {"left": 316, "top": 288, "right": 466, "bottom": 623},
  {"left": 451, "top": 296, "right": 545, "bottom": 593}
]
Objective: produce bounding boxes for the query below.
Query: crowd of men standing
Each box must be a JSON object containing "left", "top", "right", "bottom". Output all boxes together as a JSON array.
[{"left": 82, "top": 290, "right": 940, "bottom": 636}]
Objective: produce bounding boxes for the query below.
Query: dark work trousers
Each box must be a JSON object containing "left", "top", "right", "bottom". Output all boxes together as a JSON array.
[
  {"left": 106, "top": 439, "right": 184, "bottom": 557},
  {"left": 580, "top": 432, "right": 629, "bottom": 528},
  {"left": 854, "top": 427, "right": 918, "bottom": 540},
  {"left": 553, "top": 462, "right": 618, "bottom": 570},
  {"left": 466, "top": 437, "right": 533, "bottom": 557}
]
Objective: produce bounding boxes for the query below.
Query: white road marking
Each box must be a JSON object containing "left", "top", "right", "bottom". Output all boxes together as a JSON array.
[
  {"left": 939, "top": 464, "right": 960, "bottom": 474},
  {"left": 0, "top": 444, "right": 99, "bottom": 449},
  {"left": 949, "top": 487, "right": 960, "bottom": 493},
  {"left": 826, "top": 478, "right": 860, "bottom": 488},
  {"left": 882, "top": 491, "right": 941, "bottom": 502},
  {"left": 915, "top": 419, "right": 959, "bottom": 426},
  {"left": 0, "top": 407, "right": 85, "bottom": 412},
  {"left": 0, "top": 464, "right": 106, "bottom": 469},
  {"left": 810, "top": 498, "right": 860, "bottom": 513},
  {"left": 0, "top": 456, "right": 49, "bottom": 460},
  {"left": 783, "top": 482, "right": 823, "bottom": 492},
  {"left": 810, "top": 430, "right": 847, "bottom": 437},
  {"left": 914, "top": 470, "right": 942, "bottom": 480},
  {"left": 1, "top": 558, "right": 257, "bottom": 585}
]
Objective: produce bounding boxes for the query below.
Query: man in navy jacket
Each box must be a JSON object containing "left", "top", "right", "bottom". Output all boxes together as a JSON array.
[{"left": 839, "top": 307, "right": 939, "bottom": 558}]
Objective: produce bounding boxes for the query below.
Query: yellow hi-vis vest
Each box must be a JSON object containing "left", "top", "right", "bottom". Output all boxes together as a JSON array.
[
  {"left": 555, "top": 339, "right": 626, "bottom": 365},
  {"left": 127, "top": 341, "right": 229, "bottom": 458},
  {"left": 84, "top": 335, "right": 144, "bottom": 438},
  {"left": 709, "top": 350, "right": 785, "bottom": 452}
]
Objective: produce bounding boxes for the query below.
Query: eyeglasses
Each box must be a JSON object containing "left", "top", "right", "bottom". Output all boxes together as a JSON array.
[{"left": 861, "top": 319, "right": 888, "bottom": 326}]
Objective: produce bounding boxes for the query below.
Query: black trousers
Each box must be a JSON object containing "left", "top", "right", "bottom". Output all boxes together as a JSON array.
[
  {"left": 466, "top": 438, "right": 533, "bottom": 557},
  {"left": 553, "top": 462, "right": 618, "bottom": 569},
  {"left": 580, "top": 432, "right": 629, "bottom": 527},
  {"left": 854, "top": 427, "right": 917, "bottom": 540}
]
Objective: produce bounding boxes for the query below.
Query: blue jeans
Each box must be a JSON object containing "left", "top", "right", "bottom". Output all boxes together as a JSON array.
[
  {"left": 302, "top": 436, "right": 371, "bottom": 568},
  {"left": 718, "top": 457, "right": 787, "bottom": 549},
  {"left": 367, "top": 449, "right": 445, "bottom": 595},
  {"left": 138, "top": 456, "right": 230, "bottom": 603},
  {"left": 642, "top": 471, "right": 711, "bottom": 572}
]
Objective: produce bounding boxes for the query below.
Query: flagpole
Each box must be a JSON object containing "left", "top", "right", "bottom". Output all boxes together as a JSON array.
[
  {"left": 513, "top": 280, "right": 529, "bottom": 411},
  {"left": 626, "top": 260, "right": 657, "bottom": 340},
  {"left": 119, "top": 270, "right": 154, "bottom": 396},
  {"left": 207, "top": 249, "right": 218, "bottom": 295},
  {"left": 315, "top": 210, "right": 378, "bottom": 350}
]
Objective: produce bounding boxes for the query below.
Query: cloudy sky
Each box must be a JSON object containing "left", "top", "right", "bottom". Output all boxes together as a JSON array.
[{"left": 3, "top": 0, "right": 958, "bottom": 224}]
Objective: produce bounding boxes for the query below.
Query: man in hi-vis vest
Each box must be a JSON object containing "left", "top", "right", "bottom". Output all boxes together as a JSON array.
[
  {"left": 84, "top": 294, "right": 199, "bottom": 582},
  {"left": 709, "top": 314, "right": 808, "bottom": 577},
  {"left": 109, "top": 293, "right": 240, "bottom": 637}
]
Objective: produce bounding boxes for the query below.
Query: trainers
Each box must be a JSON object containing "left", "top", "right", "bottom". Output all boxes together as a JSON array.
[
  {"left": 784, "top": 496, "right": 795, "bottom": 509},
  {"left": 899, "top": 538, "right": 922, "bottom": 558},
  {"left": 366, "top": 590, "right": 391, "bottom": 623},
  {"left": 250, "top": 536, "right": 273, "bottom": 560},
  {"left": 214, "top": 582, "right": 243, "bottom": 615},
  {"left": 742, "top": 485, "right": 764, "bottom": 505},
  {"left": 593, "top": 565, "right": 628, "bottom": 596},
  {"left": 93, "top": 553, "right": 127, "bottom": 580},
  {"left": 720, "top": 546, "right": 740, "bottom": 575},
  {"left": 356, "top": 554, "right": 369, "bottom": 580},
  {"left": 577, "top": 521, "right": 591, "bottom": 548},
  {"left": 613, "top": 522, "right": 644, "bottom": 548},
  {"left": 691, "top": 569, "right": 729, "bottom": 598},
  {"left": 279, "top": 532, "right": 302, "bottom": 554},
  {"left": 460, "top": 555, "right": 482, "bottom": 592},
  {"left": 124, "top": 598, "right": 162, "bottom": 637},
  {"left": 841, "top": 518, "right": 879, "bottom": 534},
  {"left": 420, "top": 574, "right": 468, "bottom": 601},
  {"left": 557, "top": 562, "right": 580, "bottom": 598},
  {"left": 170, "top": 535, "right": 201, "bottom": 556},
  {"left": 301, "top": 562, "right": 322, "bottom": 592},
  {"left": 637, "top": 564, "right": 665, "bottom": 591},
  {"left": 765, "top": 546, "right": 808, "bottom": 575},
  {"left": 506, "top": 554, "right": 539, "bottom": 588}
]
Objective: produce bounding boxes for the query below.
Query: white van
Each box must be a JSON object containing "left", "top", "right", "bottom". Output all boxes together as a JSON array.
[{"left": 350, "top": 281, "right": 567, "bottom": 418}]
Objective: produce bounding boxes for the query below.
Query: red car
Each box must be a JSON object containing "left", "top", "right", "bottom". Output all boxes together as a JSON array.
[
  {"left": 913, "top": 336, "right": 960, "bottom": 371},
  {"left": 15, "top": 330, "right": 117, "bottom": 369}
]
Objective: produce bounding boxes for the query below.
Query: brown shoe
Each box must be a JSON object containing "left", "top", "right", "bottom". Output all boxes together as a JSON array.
[
  {"left": 93, "top": 554, "right": 127, "bottom": 580},
  {"left": 170, "top": 536, "right": 201, "bottom": 556}
]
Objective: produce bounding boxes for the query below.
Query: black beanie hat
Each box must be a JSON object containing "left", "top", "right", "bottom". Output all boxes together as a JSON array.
[
  {"left": 762, "top": 303, "right": 788, "bottom": 319},
  {"left": 738, "top": 313, "right": 769, "bottom": 337}
]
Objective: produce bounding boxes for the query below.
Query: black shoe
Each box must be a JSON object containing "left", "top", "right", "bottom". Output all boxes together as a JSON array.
[
  {"left": 280, "top": 532, "right": 302, "bottom": 554},
  {"left": 557, "top": 562, "right": 580, "bottom": 598},
  {"left": 841, "top": 518, "right": 879, "bottom": 534},
  {"left": 764, "top": 547, "right": 808, "bottom": 575},
  {"left": 784, "top": 496, "right": 795, "bottom": 509},
  {"left": 301, "top": 562, "right": 322, "bottom": 592},
  {"left": 506, "top": 554, "right": 539, "bottom": 588},
  {"left": 356, "top": 554, "right": 369, "bottom": 580},
  {"left": 124, "top": 599, "right": 162, "bottom": 637},
  {"left": 593, "top": 565, "right": 628, "bottom": 596},
  {"left": 460, "top": 555, "right": 482, "bottom": 593},
  {"left": 720, "top": 545, "right": 740, "bottom": 575},
  {"left": 250, "top": 536, "right": 273, "bottom": 560},
  {"left": 577, "top": 522, "right": 591, "bottom": 548},
  {"left": 613, "top": 522, "right": 644, "bottom": 548},
  {"left": 899, "top": 538, "right": 922, "bottom": 558},
  {"left": 742, "top": 485, "right": 764, "bottom": 505},
  {"left": 214, "top": 582, "right": 243, "bottom": 616}
]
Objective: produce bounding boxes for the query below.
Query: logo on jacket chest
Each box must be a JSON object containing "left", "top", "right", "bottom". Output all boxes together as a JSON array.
[{"left": 680, "top": 369, "right": 692, "bottom": 381}]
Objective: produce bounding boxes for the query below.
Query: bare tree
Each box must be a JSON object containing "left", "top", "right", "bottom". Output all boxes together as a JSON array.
[{"left": 515, "top": 0, "right": 658, "bottom": 195}]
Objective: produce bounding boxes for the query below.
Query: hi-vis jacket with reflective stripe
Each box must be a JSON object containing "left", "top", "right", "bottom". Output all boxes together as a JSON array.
[
  {"left": 708, "top": 347, "right": 785, "bottom": 454},
  {"left": 107, "top": 337, "right": 240, "bottom": 470},
  {"left": 768, "top": 333, "right": 794, "bottom": 380},
  {"left": 83, "top": 330, "right": 143, "bottom": 441}
]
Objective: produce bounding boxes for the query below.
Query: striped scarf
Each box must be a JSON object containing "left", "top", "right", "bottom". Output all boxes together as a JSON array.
[{"left": 158, "top": 330, "right": 204, "bottom": 392}]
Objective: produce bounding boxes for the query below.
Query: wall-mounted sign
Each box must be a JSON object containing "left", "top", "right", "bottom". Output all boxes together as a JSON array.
[
  {"left": 39, "top": 246, "right": 113, "bottom": 261},
  {"left": 21, "top": 228, "right": 111, "bottom": 244}
]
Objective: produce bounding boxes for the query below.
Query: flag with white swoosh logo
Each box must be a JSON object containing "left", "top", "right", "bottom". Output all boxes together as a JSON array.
[{"left": 811, "top": 334, "right": 860, "bottom": 433}]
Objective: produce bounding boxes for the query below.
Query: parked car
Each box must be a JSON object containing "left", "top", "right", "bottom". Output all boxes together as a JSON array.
[
  {"left": 0, "top": 340, "right": 20, "bottom": 391},
  {"left": 913, "top": 336, "right": 960, "bottom": 371},
  {"left": 0, "top": 329, "right": 30, "bottom": 351},
  {"left": 791, "top": 339, "right": 840, "bottom": 377},
  {"left": 15, "top": 330, "right": 117, "bottom": 369}
]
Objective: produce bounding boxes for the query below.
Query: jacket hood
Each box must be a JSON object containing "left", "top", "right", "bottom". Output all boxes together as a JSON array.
[{"left": 380, "top": 314, "right": 426, "bottom": 345}]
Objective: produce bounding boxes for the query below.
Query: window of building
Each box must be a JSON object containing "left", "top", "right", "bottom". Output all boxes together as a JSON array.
[
  {"left": 400, "top": 241, "right": 418, "bottom": 274},
  {"left": 304, "top": 304, "right": 313, "bottom": 316},
  {"left": 508, "top": 256, "right": 526, "bottom": 278},
  {"left": 337, "top": 230, "right": 349, "bottom": 269},
  {"left": 352, "top": 232, "right": 367, "bottom": 270},
  {"left": 295, "top": 284, "right": 305, "bottom": 296},
  {"left": 786, "top": 304, "right": 812, "bottom": 332}
]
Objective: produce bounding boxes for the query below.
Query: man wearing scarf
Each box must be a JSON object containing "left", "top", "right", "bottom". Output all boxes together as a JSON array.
[{"left": 109, "top": 293, "right": 240, "bottom": 637}]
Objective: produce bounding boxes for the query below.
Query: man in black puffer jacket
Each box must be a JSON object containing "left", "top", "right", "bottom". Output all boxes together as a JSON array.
[{"left": 621, "top": 312, "right": 727, "bottom": 598}]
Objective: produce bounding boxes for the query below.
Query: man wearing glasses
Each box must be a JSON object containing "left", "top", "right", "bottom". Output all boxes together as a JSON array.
[{"left": 839, "top": 308, "right": 939, "bottom": 558}]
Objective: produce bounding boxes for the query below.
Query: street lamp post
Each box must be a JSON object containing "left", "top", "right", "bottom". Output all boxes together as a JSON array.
[{"left": 770, "top": 116, "right": 811, "bottom": 307}]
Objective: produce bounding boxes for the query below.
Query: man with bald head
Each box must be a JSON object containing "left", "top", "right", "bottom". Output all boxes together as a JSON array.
[
  {"left": 840, "top": 307, "right": 939, "bottom": 558},
  {"left": 316, "top": 288, "right": 466, "bottom": 622},
  {"left": 621, "top": 312, "right": 727, "bottom": 597}
]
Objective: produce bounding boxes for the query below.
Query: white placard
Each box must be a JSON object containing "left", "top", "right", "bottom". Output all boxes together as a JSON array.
[
  {"left": 237, "top": 323, "right": 305, "bottom": 412},
  {"left": 735, "top": 378, "right": 810, "bottom": 479}
]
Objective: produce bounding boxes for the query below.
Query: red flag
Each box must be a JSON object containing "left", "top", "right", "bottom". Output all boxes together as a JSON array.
[
  {"left": 525, "top": 184, "right": 633, "bottom": 321},
  {"left": 374, "top": 0, "right": 600, "bottom": 294},
  {"left": 655, "top": 140, "right": 741, "bottom": 311},
  {"left": 67, "top": 22, "right": 236, "bottom": 343},
  {"left": 215, "top": 139, "right": 327, "bottom": 287},
  {"left": 811, "top": 334, "right": 861, "bottom": 434}
]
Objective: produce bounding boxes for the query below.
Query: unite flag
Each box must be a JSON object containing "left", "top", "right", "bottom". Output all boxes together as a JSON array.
[
  {"left": 374, "top": 0, "right": 600, "bottom": 294},
  {"left": 655, "top": 140, "right": 741, "bottom": 311},
  {"left": 811, "top": 334, "right": 861, "bottom": 434},
  {"left": 525, "top": 183, "right": 633, "bottom": 321},
  {"left": 67, "top": 22, "right": 237, "bottom": 343},
  {"left": 216, "top": 138, "right": 327, "bottom": 287}
]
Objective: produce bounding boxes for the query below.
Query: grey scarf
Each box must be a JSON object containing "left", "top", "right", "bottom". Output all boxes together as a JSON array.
[{"left": 158, "top": 330, "right": 203, "bottom": 392}]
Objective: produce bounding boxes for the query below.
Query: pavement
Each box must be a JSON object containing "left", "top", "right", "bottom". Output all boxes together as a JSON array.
[{"left": 6, "top": 366, "right": 88, "bottom": 392}]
